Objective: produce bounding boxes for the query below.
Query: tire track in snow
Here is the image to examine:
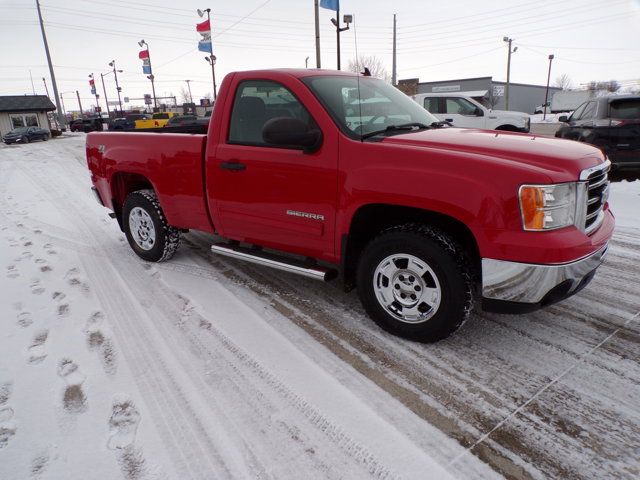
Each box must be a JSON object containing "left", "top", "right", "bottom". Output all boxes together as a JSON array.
[{"left": 18, "top": 160, "right": 410, "bottom": 479}]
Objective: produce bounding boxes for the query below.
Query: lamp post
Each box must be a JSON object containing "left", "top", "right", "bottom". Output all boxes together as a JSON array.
[
  {"left": 42, "top": 77, "right": 50, "bottom": 97},
  {"left": 503, "top": 36, "right": 517, "bottom": 110},
  {"left": 108, "top": 60, "right": 123, "bottom": 115},
  {"left": 198, "top": 8, "right": 217, "bottom": 101},
  {"left": 138, "top": 40, "right": 158, "bottom": 109},
  {"left": 330, "top": 11, "right": 352, "bottom": 70},
  {"left": 88, "top": 73, "right": 102, "bottom": 119},
  {"left": 204, "top": 55, "right": 217, "bottom": 100},
  {"left": 543, "top": 54, "right": 555, "bottom": 120},
  {"left": 185, "top": 79, "right": 193, "bottom": 104},
  {"left": 100, "top": 73, "right": 110, "bottom": 119}
]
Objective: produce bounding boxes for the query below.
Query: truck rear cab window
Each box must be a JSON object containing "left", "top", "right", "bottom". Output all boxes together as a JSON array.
[
  {"left": 610, "top": 99, "right": 640, "bottom": 119},
  {"left": 228, "top": 80, "right": 317, "bottom": 146}
]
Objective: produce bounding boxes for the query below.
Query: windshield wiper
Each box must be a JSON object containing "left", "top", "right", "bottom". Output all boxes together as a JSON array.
[{"left": 361, "top": 122, "right": 430, "bottom": 140}]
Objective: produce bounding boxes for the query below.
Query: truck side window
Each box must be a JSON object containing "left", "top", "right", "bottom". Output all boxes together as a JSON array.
[
  {"left": 423, "top": 98, "right": 440, "bottom": 113},
  {"left": 445, "top": 98, "right": 477, "bottom": 115},
  {"left": 228, "top": 80, "right": 317, "bottom": 146},
  {"left": 579, "top": 101, "right": 597, "bottom": 120}
]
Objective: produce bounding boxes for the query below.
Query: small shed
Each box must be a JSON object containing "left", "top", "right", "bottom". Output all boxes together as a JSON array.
[{"left": 0, "top": 95, "right": 56, "bottom": 137}]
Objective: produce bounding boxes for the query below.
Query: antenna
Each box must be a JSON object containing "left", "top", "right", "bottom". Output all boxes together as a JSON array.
[{"left": 352, "top": 15, "right": 364, "bottom": 142}]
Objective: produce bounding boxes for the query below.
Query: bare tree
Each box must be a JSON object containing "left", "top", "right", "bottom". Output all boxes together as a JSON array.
[
  {"left": 554, "top": 73, "right": 573, "bottom": 90},
  {"left": 178, "top": 86, "right": 191, "bottom": 104},
  {"left": 587, "top": 80, "right": 621, "bottom": 93},
  {"left": 346, "top": 55, "right": 391, "bottom": 82}
]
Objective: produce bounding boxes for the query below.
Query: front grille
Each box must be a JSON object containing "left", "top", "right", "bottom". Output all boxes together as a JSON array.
[{"left": 583, "top": 162, "right": 610, "bottom": 234}]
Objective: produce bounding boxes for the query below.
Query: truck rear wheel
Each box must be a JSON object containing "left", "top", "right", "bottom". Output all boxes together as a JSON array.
[
  {"left": 122, "top": 189, "right": 180, "bottom": 262},
  {"left": 356, "top": 224, "right": 474, "bottom": 342}
]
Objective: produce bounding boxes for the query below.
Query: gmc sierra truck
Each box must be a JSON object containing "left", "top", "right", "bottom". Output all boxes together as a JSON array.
[{"left": 86, "top": 69, "right": 614, "bottom": 342}]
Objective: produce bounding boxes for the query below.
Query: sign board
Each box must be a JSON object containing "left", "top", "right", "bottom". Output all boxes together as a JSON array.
[
  {"left": 95, "top": 106, "right": 101, "bottom": 113},
  {"left": 107, "top": 100, "right": 120, "bottom": 106},
  {"left": 432, "top": 85, "right": 460, "bottom": 93},
  {"left": 144, "top": 94, "right": 152, "bottom": 105},
  {"left": 124, "top": 97, "right": 130, "bottom": 103},
  {"left": 493, "top": 85, "right": 505, "bottom": 97}
]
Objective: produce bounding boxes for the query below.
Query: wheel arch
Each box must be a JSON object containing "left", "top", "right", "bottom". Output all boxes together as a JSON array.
[
  {"left": 495, "top": 124, "right": 519, "bottom": 131},
  {"left": 110, "top": 171, "right": 155, "bottom": 231},
  {"left": 341, "top": 204, "right": 481, "bottom": 291}
]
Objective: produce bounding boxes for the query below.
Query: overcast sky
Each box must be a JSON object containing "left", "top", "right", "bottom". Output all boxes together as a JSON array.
[{"left": 1, "top": 0, "right": 639, "bottom": 110}]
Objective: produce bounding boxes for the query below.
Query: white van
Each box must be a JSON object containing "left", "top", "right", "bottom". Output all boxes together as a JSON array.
[{"left": 413, "top": 92, "right": 530, "bottom": 132}]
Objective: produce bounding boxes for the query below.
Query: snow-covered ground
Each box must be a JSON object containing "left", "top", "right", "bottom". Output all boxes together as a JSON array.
[{"left": 1, "top": 134, "right": 639, "bottom": 480}]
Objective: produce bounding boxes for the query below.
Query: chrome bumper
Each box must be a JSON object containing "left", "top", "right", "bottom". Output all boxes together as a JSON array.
[{"left": 482, "top": 243, "right": 608, "bottom": 304}]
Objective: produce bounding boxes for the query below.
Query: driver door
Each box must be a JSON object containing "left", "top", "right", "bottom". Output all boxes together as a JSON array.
[{"left": 209, "top": 78, "right": 339, "bottom": 260}]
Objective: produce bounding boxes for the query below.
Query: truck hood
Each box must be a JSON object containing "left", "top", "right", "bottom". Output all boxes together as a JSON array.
[{"left": 380, "top": 127, "right": 604, "bottom": 180}]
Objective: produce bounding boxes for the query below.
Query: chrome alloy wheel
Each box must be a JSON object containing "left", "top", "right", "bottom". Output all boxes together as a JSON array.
[
  {"left": 128, "top": 207, "right": 156, "bottom": 251},
  {"left": 372, "top": 253, "right": 442, "bottom": 324}
]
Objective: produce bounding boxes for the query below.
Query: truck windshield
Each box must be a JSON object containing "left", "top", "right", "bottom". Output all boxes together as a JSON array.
[{"left": 303, "top": 76, "right": 438, "bottom": 139}]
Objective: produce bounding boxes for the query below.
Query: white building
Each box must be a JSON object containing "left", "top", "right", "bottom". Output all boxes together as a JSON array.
[{"left": 0, "top": 95, "right": 56, "bottom": 137}]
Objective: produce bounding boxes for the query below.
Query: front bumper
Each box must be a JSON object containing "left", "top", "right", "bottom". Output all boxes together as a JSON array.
[{"left": 481, "top": 243, "right": 609, "bottom": 313}]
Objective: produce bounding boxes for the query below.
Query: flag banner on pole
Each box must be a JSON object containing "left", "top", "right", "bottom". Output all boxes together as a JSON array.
[
  {"left": 139, "top": 49, "right": 152, "bottom": 74},
  {"left": 320, "top": 0, "right": 339, "bottom": 11},
  {"left": 196, "top": 19, "right": 213, "bottom": 53},
  {"left": 138, "top": 50, "right": 149, "bottom": 59},
  {"left": 142, "top": 65, "right": 152, "bottom": 75}
]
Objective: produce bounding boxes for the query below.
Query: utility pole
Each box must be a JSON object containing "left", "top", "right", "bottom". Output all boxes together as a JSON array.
[
  {"left": 543, "top": 54, "right": 554, "bottom": 120},
  {"left": 392, "top": 14, "right": 397, "bottom": 86},
  {"left": 29, "top": 70, "right": 36, "bottom": 95},
  {"left": 42, "top": 77, "right": 50, "bottom": 98},
  {"left": 76, "top": 90, "right": 83, "bottom": 118},
  {"left": 59, "top": 93, "right": 67, "bottom": 119},
  {"left": 331, "top": 8, "right": 351, "bottom": 70},
  {"left": 100, "top": 73, "right": 111, "bottom": 118},
  {"left": 36, "top": 0, "right": 65, "bottom": 128},
  {"left": 314, "top": 0, "right": 321, "bottom": 68},
  {"left": 503, "top": 36, "right": 517, "bottom": 111},
  {"left": 185, "top": 80, "right": 193, "bottom": 103},
  {"left": 205, "top": 56, "right": 217, "bottom": 101},
  {"left": 109, "top": 60, "right": 123, "bottom": 114}
]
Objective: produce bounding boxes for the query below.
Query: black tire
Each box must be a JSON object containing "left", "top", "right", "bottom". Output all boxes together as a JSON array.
[
  {"left": 122, "top": 189, "right": 180, "bottom": 262},
  {"left": 356, "top": 224, "right": 475, "bottom": 342},
  {"left": 22, "top": 136, "right": 30, "bottom": 144},
  {"left": 42, "top": 134, "right": 49, "bottom": 141}
]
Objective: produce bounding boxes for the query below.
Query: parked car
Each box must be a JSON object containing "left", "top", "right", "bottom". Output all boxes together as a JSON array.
[
  {"left": 134, "top": 112, "right": 180, "bottom": 129},
  {"left": 87, "top": 69, "right": 613, "bottom": 342},
  {"left": 3, "top": 126, "right": 50, "bottom": 144},
  {"left": 70, "top": 117, "right": 103, "bottom": 133},
  {"left": 555, "top": 95, "right": 640, "bottom": 179},
  {"left": 109, "top": 114, "right": 151, "bottom": 131},
  {"left": 413, "top": 92, "right": 531, "bottom": 132},
  {"left": 164, "top": 115, "right": 208, "bottom": 127},
  {"left": 534, "top": 102, "right": 551, "bottom": 114}
]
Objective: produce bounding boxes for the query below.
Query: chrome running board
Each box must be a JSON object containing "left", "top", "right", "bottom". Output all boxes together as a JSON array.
[{"left": 211, "top": 243, "right": 337, "bottom": 281}]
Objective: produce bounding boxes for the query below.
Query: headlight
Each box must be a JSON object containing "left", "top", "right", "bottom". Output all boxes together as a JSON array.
[{"left": 519, "top": 183, "right": 579, "bottom": 231}]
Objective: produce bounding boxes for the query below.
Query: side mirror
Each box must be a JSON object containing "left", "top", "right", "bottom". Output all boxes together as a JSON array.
[
  {"left": 558, "top": 115, "right": 568, "bottom": 123},
  {"left": 262, "top": 117, "right": 322, "bottom": 153},
  {"left": 475, "top": 107, "right": 484, "bottom": 117}
]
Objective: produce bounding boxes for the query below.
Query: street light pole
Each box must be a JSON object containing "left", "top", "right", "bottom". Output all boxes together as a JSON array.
[
  {"left": 331, "top": 10, "right": 351, "bottom": 70},
  {"left": 543, "top": 54, "right": 554, "bottom": 120},
  {"left": 100, "top": 73, "right": 111, "bottom": 119},
  {"left": 42, "top": 77, "right": 50, "bottom": 97},
  {"left": 185, "top": 80, "right": 193, "bottom": 103},
  {"left": 198, "top": 8, "right": 217, "bottom": 101},
  {"left": 503, "top": 36, "right": 517, "bottom": 111},
  {"left": 89, "top": 73, "right": 102, "bottom": 120},
  {"left": 76, "top": 90, "right": 83, "bottom": 118},
  {"left": 109, "top": 60, "right": 123, "bottom": 114},
  {"left": 314, "top": 0, "right": 321, "bottom": 68},
  {"left": 138, "top": 40, "right": 158, "bottom": 109}
]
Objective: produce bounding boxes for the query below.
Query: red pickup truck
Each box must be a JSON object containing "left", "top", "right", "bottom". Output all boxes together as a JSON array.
[{"left": 87, "top": 69, "right": 614, "bottom": 342}]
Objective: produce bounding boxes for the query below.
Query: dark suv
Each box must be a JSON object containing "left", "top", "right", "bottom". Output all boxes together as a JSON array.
[{"left": 556, "top": 95, "right": 640, "bottom": 180}]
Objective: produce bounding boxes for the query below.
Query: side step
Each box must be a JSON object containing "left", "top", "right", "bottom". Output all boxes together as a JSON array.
[{"left": 211, "top": 243, "right": 337, "bottom": 281}]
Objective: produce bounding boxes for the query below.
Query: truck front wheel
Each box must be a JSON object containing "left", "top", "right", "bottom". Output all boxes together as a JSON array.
[
  {"left": 356, "top": 224, "right": 475, "bottom": 342},
  {"left": 122, "top": 189, "right": 180, "bottom": 262}
]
